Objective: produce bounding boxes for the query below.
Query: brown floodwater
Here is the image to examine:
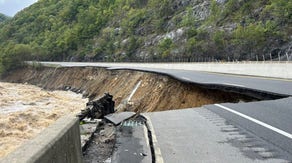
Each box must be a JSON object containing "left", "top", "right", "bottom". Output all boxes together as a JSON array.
[{"left": 0, "top": 82, "right": 88, "bottom": 158}]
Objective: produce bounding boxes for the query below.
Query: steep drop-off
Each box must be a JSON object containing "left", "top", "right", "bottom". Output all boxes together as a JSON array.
[{"left": 3, "top": 66, "right": 255, "bottom": 112}]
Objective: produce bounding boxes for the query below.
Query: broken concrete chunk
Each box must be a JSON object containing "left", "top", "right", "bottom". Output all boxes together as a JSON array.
[
  {"left": 104, "top": 112, "right": 136, "bottom": 125},
  {"left": 80, "top": 123, "right": 98, "bottom": 135},
  {"left": 78, "top": 93, "right": 115, "bottom": 120}
]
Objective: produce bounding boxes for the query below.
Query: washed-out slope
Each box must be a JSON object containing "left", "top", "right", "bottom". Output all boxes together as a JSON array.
[{"left": 3, "top": 66, "right": 254, "bottom": 112}]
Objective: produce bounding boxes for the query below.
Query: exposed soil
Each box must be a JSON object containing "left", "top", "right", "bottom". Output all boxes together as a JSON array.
[
  {"left": 0, "top": 66, "right": 258, "bottom": 160},
  {"left": 2, "top": 66, "right": 256, "bottom": 113}
]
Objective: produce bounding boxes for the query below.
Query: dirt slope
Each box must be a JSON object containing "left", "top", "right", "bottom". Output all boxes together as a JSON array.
[{"left": 3, "top": 66, "right": 254, "bottom": 112}]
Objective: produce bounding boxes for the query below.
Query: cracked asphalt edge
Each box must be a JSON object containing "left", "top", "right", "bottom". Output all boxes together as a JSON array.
[{"left": 143, "top": 115, "right": 164, "bottom": 163}]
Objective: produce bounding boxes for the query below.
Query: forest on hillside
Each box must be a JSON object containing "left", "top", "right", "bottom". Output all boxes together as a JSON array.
[
  {"left": 0, "top": 0, "right": 291, "bottom": 74},
  {"left": 0, "top": 13, "right": 10, "bottom": 23}
]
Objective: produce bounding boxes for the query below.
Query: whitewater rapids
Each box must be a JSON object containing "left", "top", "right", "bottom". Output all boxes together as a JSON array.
[{"left": 0, "top": 82, "right": 88, "bottom": 158}]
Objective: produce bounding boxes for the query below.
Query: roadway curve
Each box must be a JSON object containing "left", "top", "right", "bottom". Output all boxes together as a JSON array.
[
  {"left": 40, "top": 62, "right": 292, "bottom": 162},
  {"left": 41, "top": 62, "right": 292, "bottom": 97}
]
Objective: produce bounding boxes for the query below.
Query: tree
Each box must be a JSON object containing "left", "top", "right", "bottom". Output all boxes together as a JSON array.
[
  {"left": 158, "top": 38, "right": 173, "bottom": 58},
  {"left": 232, "top": 23, "right": 268, "bottom": 60},
  {"left": 0, "top": 44, "right": 32, "bottom": 74},
  {"left": 265, "top": 0, "right": 292, "bottom": 24}
]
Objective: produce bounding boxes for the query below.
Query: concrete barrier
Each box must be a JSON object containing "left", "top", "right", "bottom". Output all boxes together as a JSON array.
[
  {"left": 41, "top": 62, "right": 292, "bottom": 80},
  {"left": 1, "top": 115, "right": 82, "bottom": 163}
]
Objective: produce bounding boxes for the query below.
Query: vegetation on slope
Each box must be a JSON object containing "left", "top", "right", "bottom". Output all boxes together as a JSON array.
[
  {"left": 0, "top": 13, "right": 10, "bottom": 23},
  {"left": 0, "top": 0, "right": 291, "bottom": 74}
]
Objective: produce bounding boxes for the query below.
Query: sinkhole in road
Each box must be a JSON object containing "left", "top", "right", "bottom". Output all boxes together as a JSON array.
[{"left": 3, "top": 66, "right": 284, "bottom": 113}]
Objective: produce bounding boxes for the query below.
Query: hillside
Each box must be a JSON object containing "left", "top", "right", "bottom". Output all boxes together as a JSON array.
[
  {"left": 0, "top": 13, "right": 10, "bottom": 23},
  {"left": 0, "top": 0, "right": 291, "bottom": 73}
]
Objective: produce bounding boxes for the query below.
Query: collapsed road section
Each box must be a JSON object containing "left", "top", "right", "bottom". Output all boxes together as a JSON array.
[
  {"left": 2, "top": 66, "right": 266, "bottom": 114},
  {"left": 1, "top": 65, "right": 290, "bottom": 162},
  {"left": 78, "top": 94, "right": 153, "bottom": 163},
  {"left": 81, "top": 114, "right": 153, "bottom": 163}
]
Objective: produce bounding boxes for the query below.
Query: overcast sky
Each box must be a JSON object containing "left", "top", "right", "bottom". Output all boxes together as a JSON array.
[{"left": 0, "top": 0, "right": 37, "bottom": 16}]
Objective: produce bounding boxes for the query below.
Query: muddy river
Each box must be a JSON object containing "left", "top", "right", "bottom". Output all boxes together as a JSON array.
[{"left": 0, "top": 82, "right": 88, "bottom": 158}]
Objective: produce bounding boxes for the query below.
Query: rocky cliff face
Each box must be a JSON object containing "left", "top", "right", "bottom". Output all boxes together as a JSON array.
[{"left": 89, "top": 0, "right": 291, "bottom": 62}]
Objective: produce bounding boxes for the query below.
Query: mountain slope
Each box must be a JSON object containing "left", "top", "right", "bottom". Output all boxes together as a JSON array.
[
  {"left": 0, "top": 13, "right": 10, "bottom": 23},
  {"left": 0, "top": 0, "right": 291, "bottom": 68}
]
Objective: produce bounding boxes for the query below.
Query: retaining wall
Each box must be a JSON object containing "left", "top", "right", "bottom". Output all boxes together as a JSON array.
[{"left": 0, "top": 115, "right": 82, "bottom": 163}]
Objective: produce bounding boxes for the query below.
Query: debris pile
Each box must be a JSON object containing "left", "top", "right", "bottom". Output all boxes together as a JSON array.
[
  {"left": 78, "top": 93, "right": 115, "bottom": 120},
  {"left": 78, "top": 93, "right": 151, "bottom": 163}
]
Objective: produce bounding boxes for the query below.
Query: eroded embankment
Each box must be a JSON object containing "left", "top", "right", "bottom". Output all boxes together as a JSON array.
[{"left": 2, "top": 66, "right": 256, "bottom": 113}]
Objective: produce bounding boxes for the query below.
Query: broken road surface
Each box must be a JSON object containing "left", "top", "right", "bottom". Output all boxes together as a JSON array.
[{"left": 143, "top": 108, "right": 292, "bottom": 163}]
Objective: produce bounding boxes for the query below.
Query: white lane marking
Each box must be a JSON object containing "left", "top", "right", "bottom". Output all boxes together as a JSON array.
[
  {"left": 182, "top": 77, "right": 191, "bottom": 81},
  {"left": 215, "top": 104, "right": 292, "bottom": 139},
  {"left": 223, "top": 82, "right": 245, "bottom": 87}
]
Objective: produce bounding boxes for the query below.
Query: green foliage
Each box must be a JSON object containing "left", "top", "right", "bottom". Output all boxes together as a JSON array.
[
  {"left": 264, "top": 0, "right": 292, "bottom": 24},
  {"left": 185, "top": 38, "right": 197, "bottom": 55},
  {"left": 0, "top": 13, "right": 10, "bottom": 23},
  {"left": 209, "top": 0, "right": 221, "bottom": 22},
  {"left": 225, "top": 0, "right": 239, "bottom": 13},
  {"left": 148, "top": 0, "right": 175, "bottom": 32},
  {"left": 0, "top": 0, "right": 290, "bottom": 64},
  {"left": 30, "top": 61, "right": 44, "bottom": 70},
  {"left": 208, "top": 0, "right": 264, "bottom": 24},
  {"left": 126, "top": 36, "right": 141, "bottom": 56},
  {"left": 0, "top": 0, "right": 117, "bottom": 61},
  {"left": 233, "top": 24, "right": 265, "bottom": 46},
  {"left": 153, "top": 0, "right": 174, "bottom": 18},
  {"left": 0, "top": 43, "right": 32, "bottom": 74},
  {"left": 181, "top": 7, "right": 196, "bottom": 26},
  {"left": 212, "top": 31, "right": 225, "bottom": 49},
  {"left": 230, "top": 21, "right": 282, "bottom": 59},
  {"left": 186, "top": 27, "right": 198, "bottom": 39},
  {"left": 158, "top": 38, "right": 173, "bottom": 58},
  {"left": 121, "top": 8, "right": 148, "bottom": 35}
]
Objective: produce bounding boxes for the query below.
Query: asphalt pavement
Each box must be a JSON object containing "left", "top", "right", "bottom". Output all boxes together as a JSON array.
[
  {"left": 109, "top": 67, "right": 292, "bottom": 98},
  {"left": 204, "top": 97, "right": 292, "bottom": 155},
  {"left": 143, "top": 108, "right": 292, "bottom": 162},
  {"left": 39, "top": 62, "right": 292, "bottom": 162},
  {"left": 111, "top": 119, "right": 151, "bottom": 163},
  {"left": 40, "top": 62, "right": 292, "bottom": 96}
]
